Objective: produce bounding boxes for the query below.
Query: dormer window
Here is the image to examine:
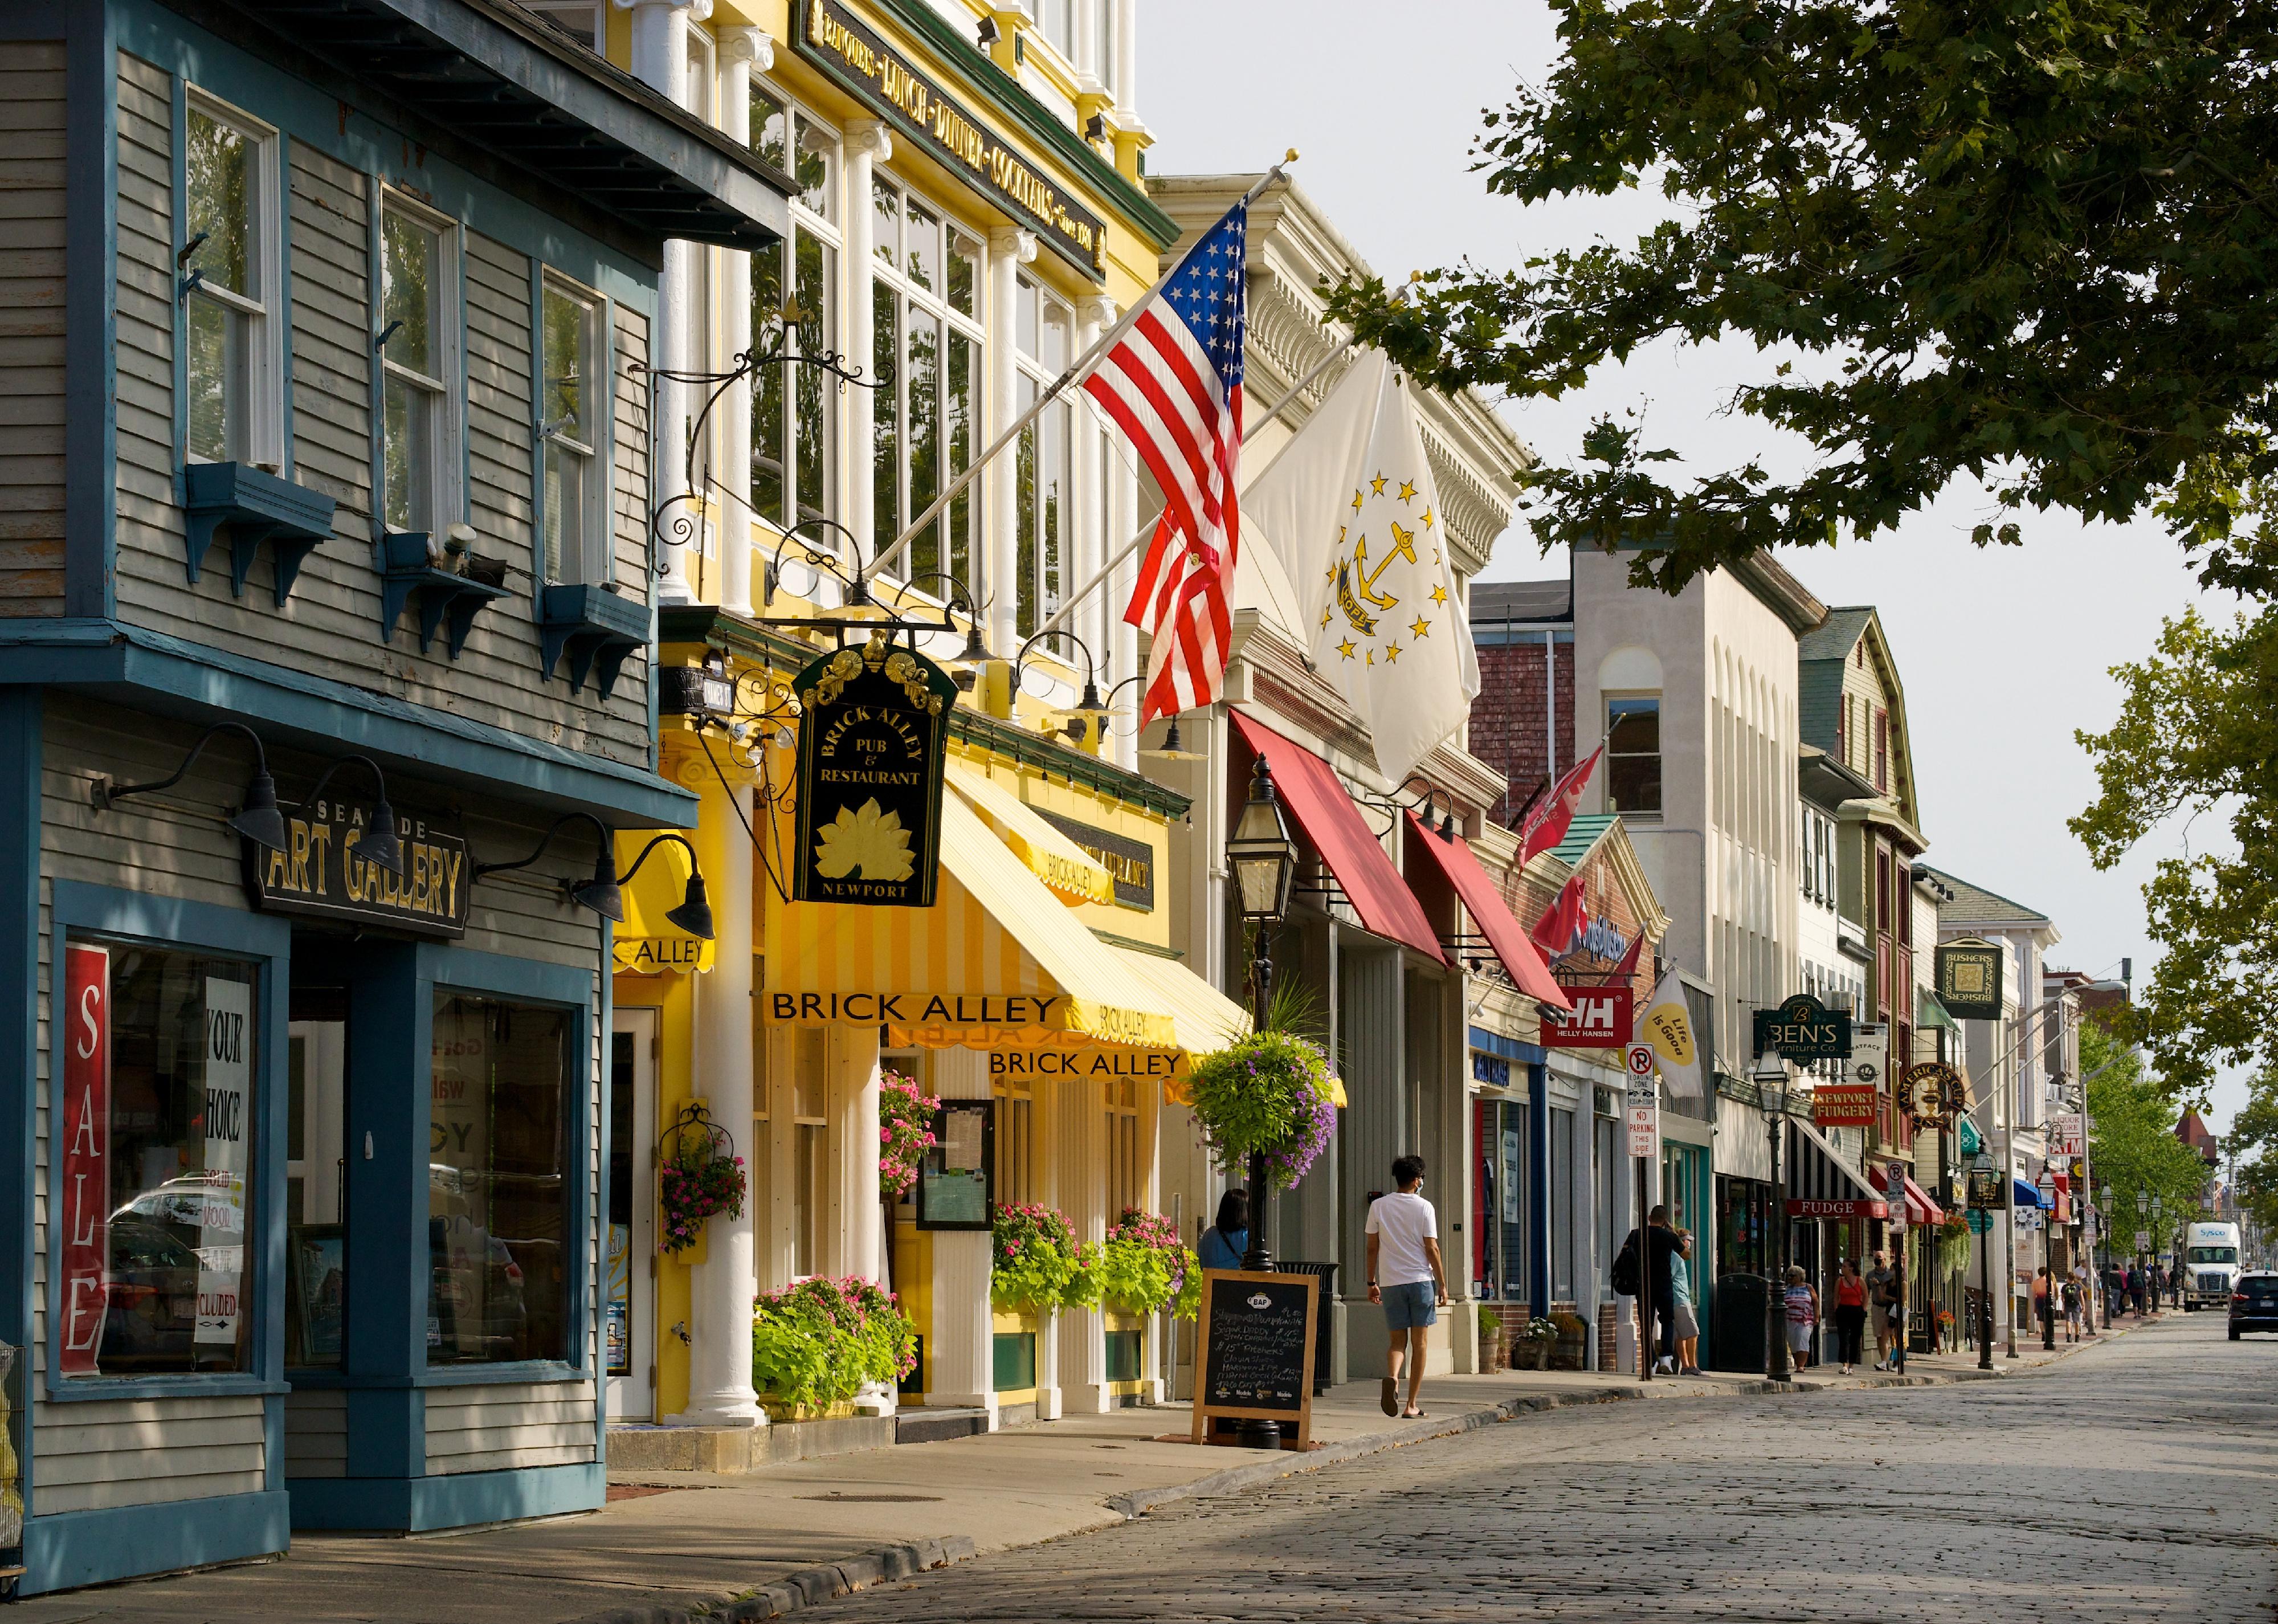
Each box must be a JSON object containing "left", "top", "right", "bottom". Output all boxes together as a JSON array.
[{"left": 183, "top": 93, "right": 281, "bottom": 469}]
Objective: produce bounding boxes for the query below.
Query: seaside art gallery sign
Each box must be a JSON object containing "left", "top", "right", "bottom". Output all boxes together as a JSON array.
[{"left": 791, "top": 632, "right": 958, "bottom": 908}]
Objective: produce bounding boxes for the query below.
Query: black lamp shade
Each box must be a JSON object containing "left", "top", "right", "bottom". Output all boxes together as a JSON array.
[
  {"left": 228, "top": 769, "right": 290, "bottom": 854},
  {"left": 1143, "top": 719, "right": 1207, "bottom": 761},
  {"left": 666, "top": 874, "right": 715, "bottom": 940},
  {"left": 568, "top": 844, "right": 624, "bottom": 923},
  {"left": 357, "top": 794, "right": 406, "bottom": 877}
]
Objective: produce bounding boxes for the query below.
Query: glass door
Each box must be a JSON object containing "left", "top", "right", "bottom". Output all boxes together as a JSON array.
[
  {"left": 607, "top": 1008, "right": 658, "bottom": 1421},
  {"left": 287, "top": 1011, "right": 346, "bottom": 1369}
]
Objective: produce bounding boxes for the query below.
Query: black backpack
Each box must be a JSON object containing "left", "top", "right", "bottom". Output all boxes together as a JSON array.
[{"left": 1610, "top": 1233, "right": 1641, "bottom": 1297}]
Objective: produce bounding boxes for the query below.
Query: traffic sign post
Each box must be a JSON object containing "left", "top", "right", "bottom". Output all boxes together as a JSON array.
[{"left": 1623, "top": 1043, "right": 1658, "bottom": 1382}]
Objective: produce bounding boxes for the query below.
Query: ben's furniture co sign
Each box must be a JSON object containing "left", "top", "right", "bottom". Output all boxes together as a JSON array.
[
  {"left": 799, "top": 0, "right": 1109, "bottom": 275},
  {"left": 1753, "top": 993, "right": 1852, "bottom": 1062}
]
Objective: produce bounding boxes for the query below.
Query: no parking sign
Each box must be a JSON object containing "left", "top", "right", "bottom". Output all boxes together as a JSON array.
[{"left": 1624, "top": 1044, "right": 1659, "bottom": 1158}]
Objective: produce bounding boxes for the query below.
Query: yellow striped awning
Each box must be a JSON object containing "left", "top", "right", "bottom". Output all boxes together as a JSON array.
[
  {"left": 762, "top": 791, "right": 1177, "bottom": 1051},
  {"left": 943, "top": 758, "right": 1116, "bottom": 907}
]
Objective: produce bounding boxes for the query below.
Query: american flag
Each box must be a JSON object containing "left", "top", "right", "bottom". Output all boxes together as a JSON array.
[{"left": 1083, "top": 204, "right": 1246, "bottom": 724}]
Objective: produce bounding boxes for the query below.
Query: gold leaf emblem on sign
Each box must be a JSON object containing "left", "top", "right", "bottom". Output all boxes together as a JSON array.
[{"left": 813, "top": 799, "right": 915, "bottom": 882}]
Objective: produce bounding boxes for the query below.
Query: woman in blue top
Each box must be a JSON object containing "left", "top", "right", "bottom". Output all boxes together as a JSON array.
[
  {"left": 1670, "top": 1230, "right": 1703, "bottom": 1374},
  {"left": 1197, "top": 1189, "right": 1248, "bottom": 1272}
]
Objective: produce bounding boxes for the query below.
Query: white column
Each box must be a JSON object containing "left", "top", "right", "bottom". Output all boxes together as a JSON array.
[
  {"left": 986, "top": 226, "right": 1035, "bottom": 655},
  {"left": 619, "top": 0, "right": 709, "bottom": 604},
  {"left": 683, "top": 780, "right": 760, "bottom": 1426},
  {"left": 829, "top": 1026, "right": 892, "bottom": 1413},
  {"left": 717, "top": 26, "right": 770, "bottom": 615},
  {"left": 1112, "top": 0, "right": 1138, "bottom": 114},
  {"left": 1056, "top": 1073, "right": 1108, "bottom": 1413},
  {"left": 928, "top": 1047, "right": 997, "bottom": 1422},
  {"left": 843, "top": 121, "right": 890, "bottom": 575}
]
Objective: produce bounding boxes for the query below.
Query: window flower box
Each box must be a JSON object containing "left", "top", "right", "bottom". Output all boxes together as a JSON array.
[
  {"left": 536, "top": 582, "right": 647, "bottom": 697},
  {"left": 183, "top": 462, "right": 336, "bottom": 607},
  {"left": 376, "top": 532, "right": 511, "bottom": 658}
]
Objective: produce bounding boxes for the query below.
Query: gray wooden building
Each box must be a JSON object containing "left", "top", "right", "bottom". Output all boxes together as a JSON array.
[{"left": 0, "top": 0, "right": 787, "bottom": 1594}]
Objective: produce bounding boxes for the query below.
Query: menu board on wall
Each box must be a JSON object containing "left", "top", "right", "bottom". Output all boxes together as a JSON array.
[
  {"left": 1190, "top": 1270, "right": 1318, "bottom": 1449},
  {"left": 915, "top": 1099, "right": 994, "bottom": 1230}
]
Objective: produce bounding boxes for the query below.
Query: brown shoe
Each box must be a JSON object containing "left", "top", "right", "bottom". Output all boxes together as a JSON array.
[{"left": 1380, "top": 1378, "right": 1399, "bottom": 1417}]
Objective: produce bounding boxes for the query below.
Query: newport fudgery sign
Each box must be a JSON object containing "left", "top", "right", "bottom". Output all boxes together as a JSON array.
[
  {"left": 798, "top": 0, "right": 1109, "bottom": 275},
  {"left": 1753, "top": 993, "right": 1852, "bottom": 1062},
  {"left": 792, "top": 633, "right": 958, "bottom": 908},
  {"left": 242, "top": 802, "right": 470, "bottom": 938}
]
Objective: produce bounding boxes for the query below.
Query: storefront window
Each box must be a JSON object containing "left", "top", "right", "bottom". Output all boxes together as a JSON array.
[
  {"left": 791, "top": 1028, "right": 826, "bottom": 1277},
  {"left": 1550, "top": 1107, "right": 1575, "bottom": 1302},
  {"left": 870, "top": 176, "right": 982, "bottom": 601},
  {"left": 1473, "top": 1096, "right": 1527, "bottom": 1301},
  {"left": 994, "top": 1065, "right": 1034, "bottom": 1207},
  {"left": 751, "top": 83, "right": 838, "bottom": 536},
  {"left": 1105, "top": 1074, "right": 1139, "bottom": 1221},
  {"left": 1014, "top": 276, "right": 1073, "bottom": 646},
  {"left": 1714, "top": 1174, "right": 1772, "bottom": 1279},
  {"left": 59, "top": 939, "right": 258, "bottom": 1378},
  {"left": 428, "top": 992, "right": 573, "bottom": 1365}
]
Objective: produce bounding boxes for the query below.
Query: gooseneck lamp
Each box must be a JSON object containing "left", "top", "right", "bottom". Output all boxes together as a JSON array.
[
  {"left": 92, "top": 720, "right": 289, "bottom": 854},
  {"left": 476, "top": 817, "right": 714, "bottom": 940},
  {"left": 297, "top": 753, "right": 407, "bottom": 878}
]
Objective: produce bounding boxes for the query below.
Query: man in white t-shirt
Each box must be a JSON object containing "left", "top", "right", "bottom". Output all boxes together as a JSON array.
[{"left": 1365, "top": 1154, "right": 1448, "bottom": 1419}]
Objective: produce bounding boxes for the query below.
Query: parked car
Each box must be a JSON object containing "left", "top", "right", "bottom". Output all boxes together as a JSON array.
[{"left": 2229, "top": 1271, "right": 2278, "bottom": 1340}]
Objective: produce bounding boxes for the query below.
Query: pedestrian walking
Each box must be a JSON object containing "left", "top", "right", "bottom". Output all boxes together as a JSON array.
[
  {"left": 2061, "top": 1272, "right": 2083, "bottom": 1341},
  {"left": 1783, "top": 1266, "right": 1819, "bottom": 1370},
  {"left": 2128, "top": 1263, "right": 2147, "bottom": 1317},
  {"left": 1866, "top": 1250, "right": 1899, "bottom": 1370},
  {"left": 1613, "top": 1205, "right": 1685, "bottom": 1374},
  {"left": 1672, "top": 1230, "right": 1703, "bottom": 1376},
  {"left": 2104, "top": 1262, "right": 2126, "bottom": 1319},
  {"left": 2032, "top": 1265, "right": 2054, "bottom": 1343},
  {"left": 1196, "top": 1189, "right": 1248, "bottom": 1274},
  {"left": 1365, "top": 1155, "right": 1447, "bottom": 1419},
  {"left": 1833, "top": 1258, "right": 1868, "bottom": 1376}
]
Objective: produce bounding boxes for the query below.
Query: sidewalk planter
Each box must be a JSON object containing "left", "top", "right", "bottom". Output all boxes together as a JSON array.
[{"left": 751, "top": 1279, "right": 918, "bottom": 1421}]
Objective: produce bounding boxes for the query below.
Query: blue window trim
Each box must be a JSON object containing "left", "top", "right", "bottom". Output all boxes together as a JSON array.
[
  {"left": 44, "top": 880, "right": 291, "bottom": 1405},
  {"left": 0, "top": 692, "right": 42, "bottom": 1519},
  {"left": 415, "top": 941, "right": 597, "bottom": 1384}
]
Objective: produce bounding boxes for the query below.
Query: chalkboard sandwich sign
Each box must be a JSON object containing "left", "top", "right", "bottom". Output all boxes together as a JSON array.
[{"left": 1190, "top": 1270, "right": 1320, "bottom": 1451}]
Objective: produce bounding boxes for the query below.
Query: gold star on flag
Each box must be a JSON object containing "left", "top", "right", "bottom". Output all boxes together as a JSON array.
[
  {"left": 1321, "top": 607, "right": 1333, "bottom": 630},
  {"left": 1351, "top": 489, "right": 1364, "bottom": 514},
  {"left": 1410, "top": 615, "right": 1432, "bottom": 639},
  {"left": 1421, "top": 507, "right": 1434, "bottom": 529},
  {"left": 1431, "top": 585, "right": 1449, "bottom": 605},
  {"left": 1370, "top": 474, "right": 1387, "bottom": 496},
  {"left": 1384, "top": 641, "right": 1403, "bottom": 663},
  {"left": 1337, "top": 638, "right": 1357, "bottom": 660},
  {"left": 1366, "top": 648, "right": 1375, "bottom": 666},
  {"left": 1398, "top": 480, "right": 1417, "bottom": 503}
]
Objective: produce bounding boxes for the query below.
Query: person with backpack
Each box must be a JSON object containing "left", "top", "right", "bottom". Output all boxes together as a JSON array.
[
  {"left": 1612, "top": 1206, "right": 1684, "bottom": 1374},
  {"left": 2061, "top": 1271, "right": 2083, "bottom": 1341}
]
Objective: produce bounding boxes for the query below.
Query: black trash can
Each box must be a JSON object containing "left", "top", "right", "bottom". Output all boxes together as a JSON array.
[
  {"left": 1277, "top": 1259, "right": 1338, "bottom": 1394},
  {"left": 1710, "top": 1271, "right": 1769, "bottom": 1373}
]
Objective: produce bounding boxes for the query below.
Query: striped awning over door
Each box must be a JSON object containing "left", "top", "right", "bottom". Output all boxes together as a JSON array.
[{"left": 1785, "top": 1120, "right": 1891, "bottom": 1219}]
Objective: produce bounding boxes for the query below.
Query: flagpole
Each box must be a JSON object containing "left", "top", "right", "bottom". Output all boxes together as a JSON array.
[
  {"left": 1031, "top": 332, "right": 1357, "bottom": 642},
  {"left": 863, "top": 153, "right": 1299, "bottom": 586}
]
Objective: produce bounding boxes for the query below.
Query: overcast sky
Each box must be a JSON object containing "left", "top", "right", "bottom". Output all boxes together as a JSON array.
[{"left": 1144, "top": 0, "right": 2248, "bottom": 1130}]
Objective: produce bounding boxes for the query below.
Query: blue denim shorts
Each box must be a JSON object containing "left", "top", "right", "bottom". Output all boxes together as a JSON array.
[{"left": 1382, "top": 1280, "right": 1438, "bottom": 1331}]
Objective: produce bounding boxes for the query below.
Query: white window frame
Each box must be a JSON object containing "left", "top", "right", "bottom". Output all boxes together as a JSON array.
[
  {"left": 182, "top": 88, "right": 284, "bottom": 472},
  {"left": 539, "top": 271, "right": 613, "bottom": 585},
  {"left": 1013, "top": 271, "right": 1075, "bottom": 646},
  {"left": 748, "top": 77, "right": 840, "bottom": 537},
  {"left": 375, "top": 189, "right": 464, "bottom": 538},
  {"left": 868, "top": 170, "right": 986, "bottom": 604}
]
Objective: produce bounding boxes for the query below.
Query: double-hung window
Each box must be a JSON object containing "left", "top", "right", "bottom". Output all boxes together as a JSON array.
[
  {"left": 870, "top": 174, "right": 984, "bottom": 601},
  {"left": 749, "top": 83, "right": 838, "bottom": 536},
  {"left": 378, "top": 198, "right": 459, "bottom": 537},
  {"left": 183, "top": 94, "right": 280, "bottom": 468},
  {"left": 1606, "top": 695, "right": 1662, "bottom": 815},
  {"left": 540, "top": 276, "right": 609, "bottom": 584},
  {"left": 1014, "top": 274, "right": 1074, "bottom": 644}
]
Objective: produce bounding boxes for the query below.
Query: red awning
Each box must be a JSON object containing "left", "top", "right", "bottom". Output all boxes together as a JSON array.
[
  {"left": 1230, "top": 712, "right": 1443, "bottom": 962},
  {"left": 1903, "top": 1176, "right": 1942, "bottom": 1225},
  {"left": 1401, "top": 811, "right": 1569, "bottom": 1012}
]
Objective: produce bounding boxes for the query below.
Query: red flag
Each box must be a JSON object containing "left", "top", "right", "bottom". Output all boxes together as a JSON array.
[
  {"left": 1529, "top": 870, "right": 1586, "bottom": 957},
  {"left": 1517, "top": 744, "right": 1604, "bottom": 865},
  {"left": 1606, "top": 925, "right": 1646, "bottom": 982}
]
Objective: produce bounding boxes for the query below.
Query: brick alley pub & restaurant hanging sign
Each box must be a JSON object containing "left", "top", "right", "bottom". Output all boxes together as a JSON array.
[
  {"left": 242, "top": 801, "right": 470, "bottom": 937},
  {"left": 792, "top": 633, "right": 957, "bottom": 908},
  {"left": 1753, "top": 993, "right": 1853, "bottom": 1063},
  {"left": 799, "top": 0, "right": 1109, "bottom": 275}
]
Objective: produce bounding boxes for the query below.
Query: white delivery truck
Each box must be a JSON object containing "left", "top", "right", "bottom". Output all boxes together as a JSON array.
[{"left": 2183, "top": 1221, "right": 2243, "bottom": 1311}]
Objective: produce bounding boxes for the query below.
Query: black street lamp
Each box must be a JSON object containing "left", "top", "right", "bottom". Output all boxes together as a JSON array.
[
  {"left": 2037, "top": 1167, "right": 2059, "bottom": 1349},
  {"left": 476, "top": 814, "right": 715, "bottom": 938},
  {"left": 1972, "top": 1148, "right": 1998, "bottom": 1370},
  {"left": 92, "top": 719, "right": 292, "bottom": 855},
  {"left": 1757, "top": 1056, "right": 1794, "bottom": 1382},
  {"left": 1224, "top": 754, "right": 1297, "bottom": 1451}
]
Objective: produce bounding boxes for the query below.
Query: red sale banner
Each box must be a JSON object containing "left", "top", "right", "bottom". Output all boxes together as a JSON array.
[{"left": 60, "top": 942, "right": 110, "bottom": 1375}]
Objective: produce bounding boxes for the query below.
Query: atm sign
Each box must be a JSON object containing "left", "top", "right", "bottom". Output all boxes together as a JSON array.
[{"left": 1544, "top": 987, "right": 1633, "bottom": 1049}]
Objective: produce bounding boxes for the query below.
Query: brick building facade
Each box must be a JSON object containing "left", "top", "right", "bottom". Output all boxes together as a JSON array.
[{"left": 1471, "top": 579, "right": 1575, "bottom": 826}]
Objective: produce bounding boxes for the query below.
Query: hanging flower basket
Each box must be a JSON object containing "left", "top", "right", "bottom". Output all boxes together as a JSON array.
[
  {"left": 878, "top": 1069, "right": 939, "bottom": 1202},
  {"left": 1182, "top": 1029, "right": 1337, "bottom": 1192},
  {"left": 659, "top": 1102, "right": 745, "bottom": 1258}
]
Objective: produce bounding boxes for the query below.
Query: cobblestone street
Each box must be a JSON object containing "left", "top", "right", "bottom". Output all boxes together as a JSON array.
[{"left": 808, "top": 1316, "right": 2277, "bottom": 1623}]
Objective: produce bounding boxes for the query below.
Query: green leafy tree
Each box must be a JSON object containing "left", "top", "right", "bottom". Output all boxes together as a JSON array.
[
  {"left": 2073, "top": 504, "right": 2278, "bottom": 1092},
  {"left": 2082, "top": 1026, "right": 2216, "bottom": 1251},
  {"left": 2224, "top": 1068, "right": 2278, "bottom": 1238},
  {"left": 1321, "top": 0, "right": 2278, "bottom": 593}
]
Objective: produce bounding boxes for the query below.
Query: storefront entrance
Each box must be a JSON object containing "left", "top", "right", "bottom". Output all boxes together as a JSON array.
[{"left": 607, "top": 1009, "right": 659, "bottom": 1422}]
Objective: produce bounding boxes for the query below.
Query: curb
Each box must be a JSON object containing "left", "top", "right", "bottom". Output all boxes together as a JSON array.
[{"left": 558, "top": 1535, "right": 977, "bottom": 1624}]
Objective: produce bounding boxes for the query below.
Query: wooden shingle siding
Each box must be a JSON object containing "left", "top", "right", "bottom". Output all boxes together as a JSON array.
[
  {"left": 424, "top": 1381, "right": 597, "bottom": 1475},
  {"left": 0, "top": 42, "right": 67, "bottom": 614},
  {"left": 288, "top": 141, "right": 370, "bottom": 521}
]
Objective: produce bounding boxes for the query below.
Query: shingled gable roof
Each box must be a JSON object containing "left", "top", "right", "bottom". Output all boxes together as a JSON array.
[{"left": 1916, "top": 864, "right": 2054, "bottom": 929}]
